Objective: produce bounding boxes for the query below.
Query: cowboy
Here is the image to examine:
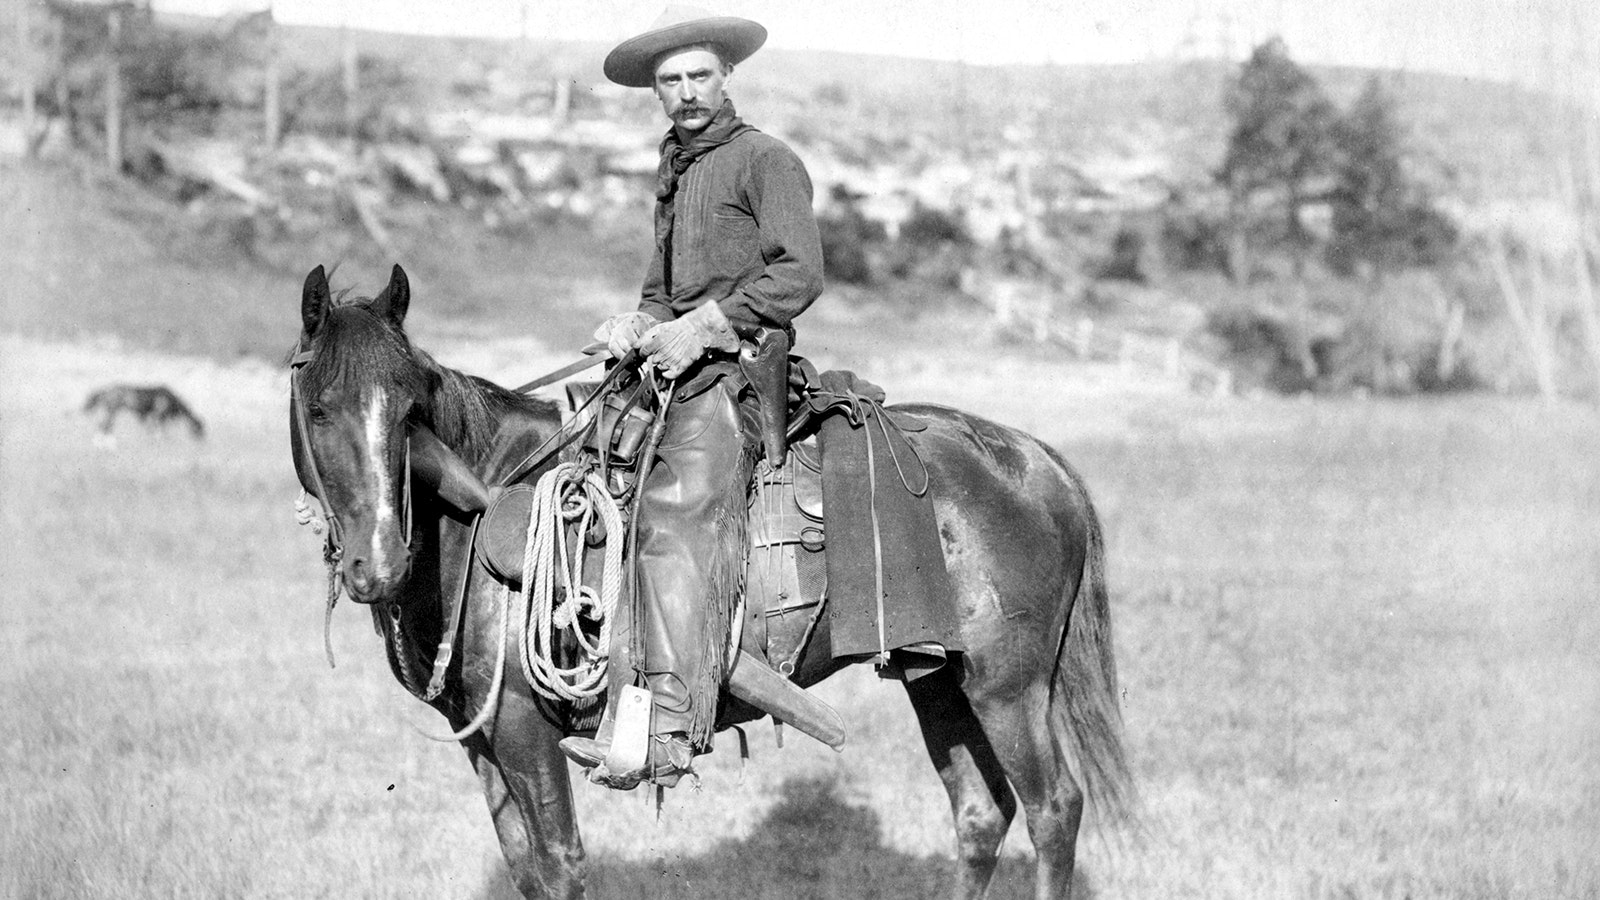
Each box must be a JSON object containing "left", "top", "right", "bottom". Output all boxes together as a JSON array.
[{"left": 559, "top": 6, "right": 825, "bottom": 787}]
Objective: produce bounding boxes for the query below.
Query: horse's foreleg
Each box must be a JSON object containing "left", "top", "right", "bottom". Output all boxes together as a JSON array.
[
  {"left": 465, "top": 743, "right": 586, "bottom": 900},
  {"left": 905, "top": 666, "right": 1015, "bottom": 900},
  {"left": 970, "top": 682, "right": 1086, "bottom": 900}
]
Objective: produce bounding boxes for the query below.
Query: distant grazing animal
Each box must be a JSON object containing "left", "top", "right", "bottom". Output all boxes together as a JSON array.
[
  {"left": 288, "top": 263, "right": 1133, "bottom": 899},
  {"left": 84, "top": 384, "right": 205, "bottom": 439}
]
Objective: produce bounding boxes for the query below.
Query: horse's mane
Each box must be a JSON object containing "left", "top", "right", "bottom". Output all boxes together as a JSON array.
[
  {"left": 420, "top": 349, "right": 554, "bottom": 463},
  {"left": 296, "top": 299, "right": 556, "bottom": 465}
]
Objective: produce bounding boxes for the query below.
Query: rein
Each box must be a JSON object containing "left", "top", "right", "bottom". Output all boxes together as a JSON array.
[{"left": 497, "top": 348, "right": 641, "bottom": 489}]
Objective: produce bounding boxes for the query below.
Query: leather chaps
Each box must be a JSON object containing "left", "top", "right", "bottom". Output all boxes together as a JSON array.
[{"left": 621, "top": 376, "right": 758, "bottom": 747}]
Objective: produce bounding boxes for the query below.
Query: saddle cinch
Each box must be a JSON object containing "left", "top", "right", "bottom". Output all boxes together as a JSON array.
[{"left": 409, "top": 339, "right": 960, "bottom": 752}]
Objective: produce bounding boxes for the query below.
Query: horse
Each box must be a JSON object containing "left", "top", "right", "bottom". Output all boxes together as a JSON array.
[
  {"left": 288, "top": 263, "right": 1133, "bottom": 900},
  {"left": 84, "top": 384, "right": 206, "bottom": 439}
]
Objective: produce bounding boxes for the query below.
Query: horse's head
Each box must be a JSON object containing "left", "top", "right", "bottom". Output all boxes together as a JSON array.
[{"left": 291, "top": 263, "right": 424, "bottom": 603}]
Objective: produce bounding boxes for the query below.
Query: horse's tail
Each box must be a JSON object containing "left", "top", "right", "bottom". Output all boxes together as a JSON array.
[{"left": 1052, "top": 478, "right": 1137, "bottom": 834}]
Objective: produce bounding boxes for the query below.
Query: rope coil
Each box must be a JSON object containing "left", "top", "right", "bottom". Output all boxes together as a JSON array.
[{"left": 517, "top": 462, "right": 625, "bottom": 702}]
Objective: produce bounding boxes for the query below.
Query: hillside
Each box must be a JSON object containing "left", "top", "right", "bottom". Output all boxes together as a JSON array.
[
  {"left": 3, "top": 14, "right": 1587, "bottom": 397},
  {"left": 257, "top": 20, "right": 1566, "bottom": 204}
]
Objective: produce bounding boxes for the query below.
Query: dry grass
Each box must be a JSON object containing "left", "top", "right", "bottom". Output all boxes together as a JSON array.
[{"left": 2, "top": 332, "right": 1596, "bottom": 899}]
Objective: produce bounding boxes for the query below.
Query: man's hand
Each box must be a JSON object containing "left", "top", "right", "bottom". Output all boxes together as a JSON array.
[
  {"left": 593, "top": 311, "right": 660, "bottom": 360},
  {"left": 637, "top": 301, "right": 740, "bottom": 380}
]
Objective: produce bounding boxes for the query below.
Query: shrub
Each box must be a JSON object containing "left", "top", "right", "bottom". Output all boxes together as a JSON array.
[
  {"left": 1206, "top": 305, "right": 1319, "bottom": 393},
  {"left": 1098, "top": 226, "right": 1148, "bottom": 282},
  {"left": 1159, "top": 192, "right": 1233, "bottom": 274},
  {"left": 818, "top": 210, "right": 877, "bottom": 284},
  {"left": 899, "top": 203, "right": 970, "bottom": 249}
]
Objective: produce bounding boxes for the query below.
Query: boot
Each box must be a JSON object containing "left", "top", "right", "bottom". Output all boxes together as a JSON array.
[{"left": 559, "top": 731, "right": 695, "bottom": 790}]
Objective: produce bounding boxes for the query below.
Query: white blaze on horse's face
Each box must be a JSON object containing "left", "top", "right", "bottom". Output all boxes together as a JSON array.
[
  {"left": 363, "top": 389, "right": 401, "bottom": 582},
  {"left": 322, "top": 379, "right": 412, "bottom": 604}
]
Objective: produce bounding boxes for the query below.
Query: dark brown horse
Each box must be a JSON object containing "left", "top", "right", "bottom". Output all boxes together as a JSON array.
[{"left": 289, "top": 263, "right": 1133, "bottom": 899}]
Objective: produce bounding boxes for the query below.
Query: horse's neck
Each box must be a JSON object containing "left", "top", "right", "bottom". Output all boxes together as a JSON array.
[
  {"left": 391, "top": 392, "right": 556, "bottom": 677},
  {"left": 454, "top": 397, "right": 562, "bottom": 488}
]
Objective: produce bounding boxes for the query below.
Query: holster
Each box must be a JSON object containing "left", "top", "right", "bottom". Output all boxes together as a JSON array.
[{"left": 737, "top": 326, "right": 792, "bottom": 468}]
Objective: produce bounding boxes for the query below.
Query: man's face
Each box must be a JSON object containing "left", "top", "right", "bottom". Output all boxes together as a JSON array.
[{"left": 653, "top": 47, "right": 729, "bottom": 134}]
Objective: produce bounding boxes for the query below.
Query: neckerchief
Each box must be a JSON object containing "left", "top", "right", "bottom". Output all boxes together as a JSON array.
[{"left": 655, "top": 100, "right": 754, "bottom": 294}]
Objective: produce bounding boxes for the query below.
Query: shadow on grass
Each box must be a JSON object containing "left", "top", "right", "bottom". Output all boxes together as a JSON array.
[{"left": 478, "top": 777, "right": 1093, "bottom": 899}]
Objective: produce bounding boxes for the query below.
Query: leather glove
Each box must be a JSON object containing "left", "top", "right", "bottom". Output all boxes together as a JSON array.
[
  {"left": 593, "top": 311, "right": 660, "bottom": 360},
  {"left": 637, "top": 301, "right": 740, "bottom": 380}
]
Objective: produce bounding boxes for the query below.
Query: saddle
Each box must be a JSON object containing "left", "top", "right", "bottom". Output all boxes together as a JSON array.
[
  {"left": 545, "top": 344, "right": 963, "bottom": 678},
  {"left": 462, "top": 342, "right": 962, "bottom": 749}
]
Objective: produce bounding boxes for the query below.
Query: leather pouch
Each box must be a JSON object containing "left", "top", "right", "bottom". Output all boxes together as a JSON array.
[{"left": 583, "top": 393, "right": 653, "bottom": 465}]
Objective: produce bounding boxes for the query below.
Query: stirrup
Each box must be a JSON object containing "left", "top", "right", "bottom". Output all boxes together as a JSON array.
[
  {"left": 558, "top": 735, "right": 609, "bottom": 769},
  {"left": 561, "top": 733, "right": 695, "bottom": 791}
]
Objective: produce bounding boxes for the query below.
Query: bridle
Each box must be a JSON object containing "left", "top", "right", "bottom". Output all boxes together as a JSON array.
[
  {"left": 290, "top": 341, "right": 418, "bottom": 669},
  {"left": 289, "top": 344, "right": 343, "bottom": 560},
  {"left": 290, "top": 342, "right": 352, "bottom": 668}
]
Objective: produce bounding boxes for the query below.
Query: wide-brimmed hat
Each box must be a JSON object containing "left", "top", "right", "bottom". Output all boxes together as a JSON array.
[{"left": 603, "top": 5, "right": 767, "bottom": 88}]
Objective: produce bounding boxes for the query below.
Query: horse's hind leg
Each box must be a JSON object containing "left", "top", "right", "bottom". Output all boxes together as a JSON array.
[
  {"left": 905, "top": 666, "right": 1016, "bottom": 900},
  {"left": 970, "top": 682, "right": 1086, "bottom": 900}
]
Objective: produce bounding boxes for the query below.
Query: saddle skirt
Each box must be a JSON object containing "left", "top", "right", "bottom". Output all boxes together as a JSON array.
[{"left": 743, "top": 399, "right": 963, "bottom": 682}]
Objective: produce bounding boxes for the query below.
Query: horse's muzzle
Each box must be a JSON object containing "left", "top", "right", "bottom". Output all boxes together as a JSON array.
[{"left": 342, "top": 548, "right": 411, "bottom": 604}]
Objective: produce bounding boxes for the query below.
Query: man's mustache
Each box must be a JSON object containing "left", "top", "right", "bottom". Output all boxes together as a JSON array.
[{"left": 672, "top": 104, "right": 711, "bottom": 120}]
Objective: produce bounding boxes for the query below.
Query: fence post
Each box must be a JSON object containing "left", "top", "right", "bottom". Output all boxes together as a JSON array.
[
  {"left": 105, "top": 5, "right": 123, "bottom": 173},
  {"left": 263, "top": 4, "right": 281, "bottom": 147},
  {"left": 341, "top": 22, "right": 358, "bottom": 147},
  {"left": 17, "top": 0, "right": 36, "bottom": 157},
  {"left": 1486, "top": 230, "right": 1558, "bottom": 399}
]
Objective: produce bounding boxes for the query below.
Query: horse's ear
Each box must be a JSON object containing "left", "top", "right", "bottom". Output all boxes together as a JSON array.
[
  {"left": 370, "top": 264, "right": 410, "bottom": 327},
  {"left": 301, "top": 265, "right": 331, "bottom": 337}
]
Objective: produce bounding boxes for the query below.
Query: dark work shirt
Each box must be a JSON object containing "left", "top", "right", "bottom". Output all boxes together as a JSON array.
[{"left": 638, "top": 130, "right": 825, "bottom": 337}]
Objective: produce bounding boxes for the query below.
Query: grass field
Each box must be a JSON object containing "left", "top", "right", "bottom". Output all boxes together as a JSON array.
[{"left": 2, "top": 325, "right": 1596, "bottom": 899}]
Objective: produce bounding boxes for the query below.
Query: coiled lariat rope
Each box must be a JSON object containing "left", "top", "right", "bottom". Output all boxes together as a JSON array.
[
  {"left": 518, "top": 461, "right": 625, "bottom": 702},
  {"left": 415, "top": 462, "right": 621, "bottom": 744}
]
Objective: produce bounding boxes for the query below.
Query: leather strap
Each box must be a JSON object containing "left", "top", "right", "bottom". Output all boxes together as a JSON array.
[
  {"left": 422, "top": 514, "right": 480, "bottom": 701},
  {"left": 290, "top": 346, "right": 345, "bottom": 559},
  {"left": 498, "top": 350, "right": 640, "bottom": 489},
  {"left": 512, "top": 343, "right": 609, "bottom": 394}
]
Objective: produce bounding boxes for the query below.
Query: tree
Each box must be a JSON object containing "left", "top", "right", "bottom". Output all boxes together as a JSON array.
[
  {"left": 1220, "top": 37, "right": 1338, "bottom": 278},
  {"left": 1326, "top": 76, "right": 1457, "bottom": 280}
]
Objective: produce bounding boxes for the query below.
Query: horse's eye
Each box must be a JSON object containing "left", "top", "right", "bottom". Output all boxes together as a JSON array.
[{"left": 306, "top": 402, "right": 330, "bottom": 424}]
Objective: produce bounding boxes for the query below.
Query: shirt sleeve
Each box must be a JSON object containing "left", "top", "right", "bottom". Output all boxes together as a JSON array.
[
  {"left": 636, "top": 240, "right": 675, "bottom": 323},
  {"left": 721, "top": 143, "right": 825, "bottom": 330}
]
